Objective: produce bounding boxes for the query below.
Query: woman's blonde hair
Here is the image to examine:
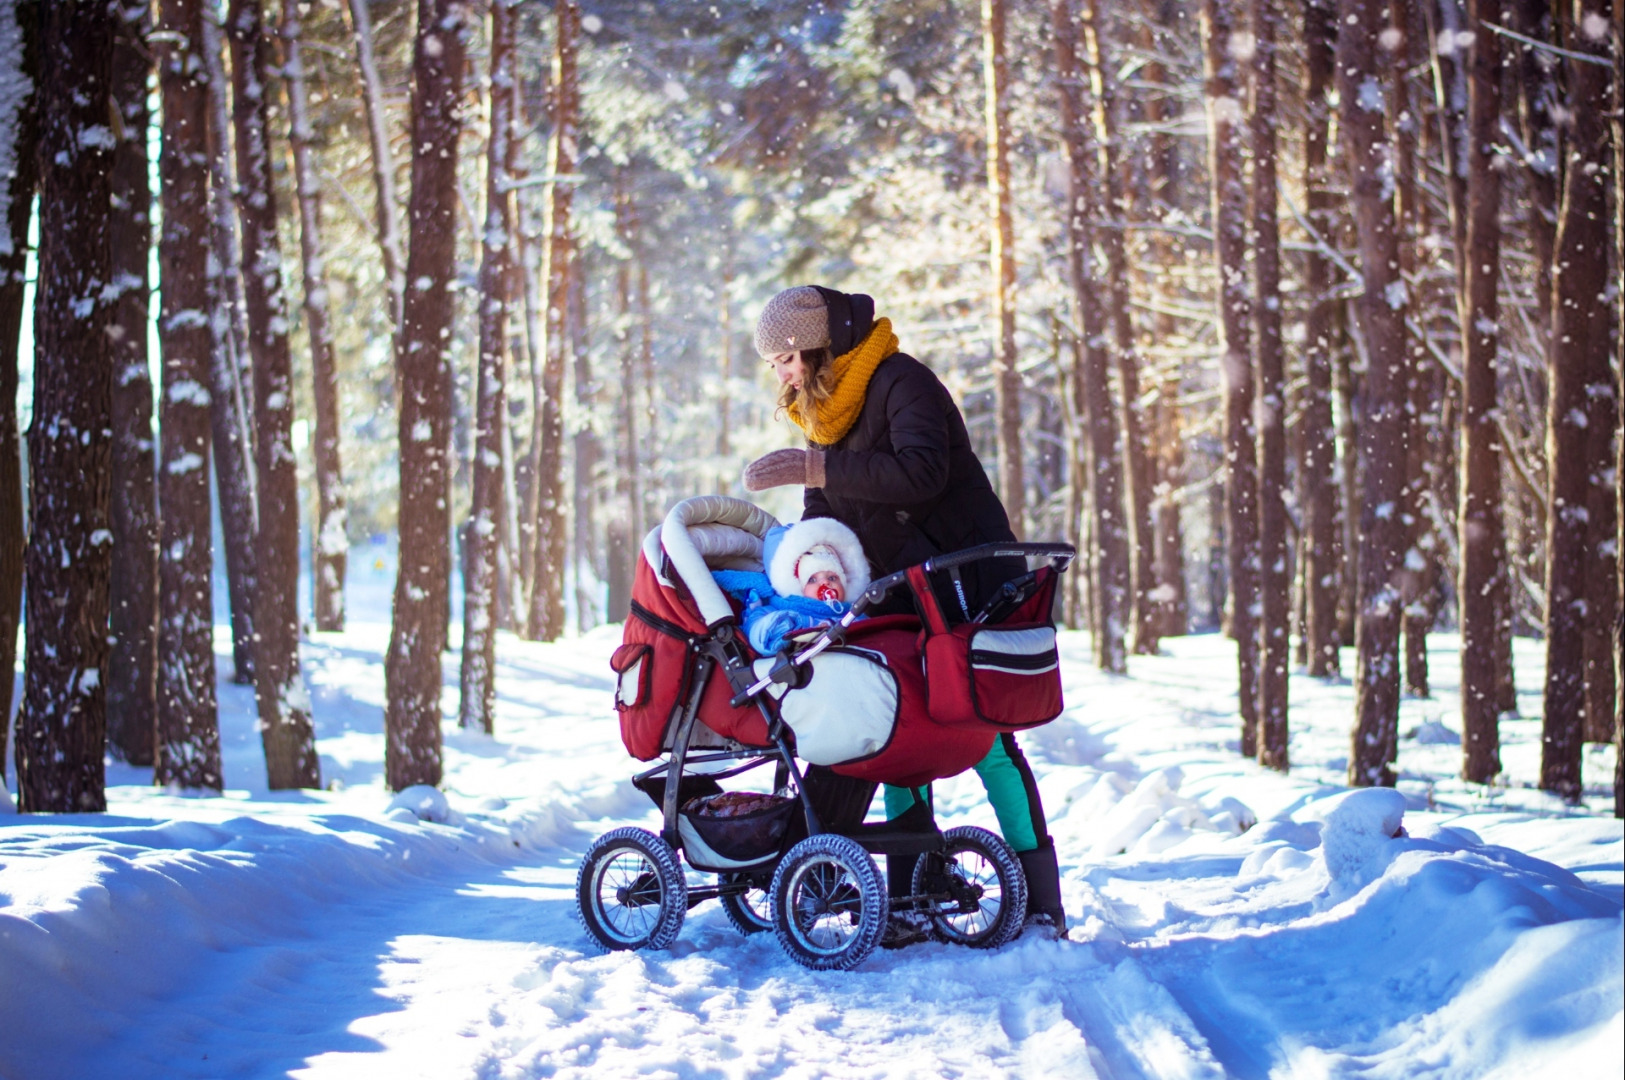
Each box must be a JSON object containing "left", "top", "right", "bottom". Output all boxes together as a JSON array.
[{"left": 775, "top": 347, "right": 837, "bottom": 421}]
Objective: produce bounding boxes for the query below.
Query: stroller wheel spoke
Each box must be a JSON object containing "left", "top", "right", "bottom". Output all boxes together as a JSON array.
[
  {"left": 913, "top": 827, "right": 1027, "bottom": 950},
  {"left": 577, "top": 828, "right": 688, "bottom": 952},
  {"left": 770, "top": 835, "right": 888, "bottom": 971}
]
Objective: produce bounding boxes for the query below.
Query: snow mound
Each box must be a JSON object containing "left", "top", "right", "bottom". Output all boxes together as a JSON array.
[
  {"left": 388, "top": 784, "right": 452, "bottom": 824},
  {"left": 1083, "top": 767, "right": 1254, "bottom": 856},
  {"left": 1318, "top": 787, "right": 1408, "bottom": 893}
]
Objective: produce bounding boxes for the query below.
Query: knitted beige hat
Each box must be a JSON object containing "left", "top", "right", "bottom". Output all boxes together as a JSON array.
[{"left": 754, "top": 286, "right": 830, "bottom": 358}]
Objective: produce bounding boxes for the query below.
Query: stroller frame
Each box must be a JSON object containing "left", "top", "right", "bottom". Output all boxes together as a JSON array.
[{"left": 580, "top": 540, "right": 1075, "bottom": 970}]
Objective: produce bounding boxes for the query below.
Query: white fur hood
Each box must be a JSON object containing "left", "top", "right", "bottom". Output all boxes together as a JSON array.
[{"left": 767, "top": 517, "right": 872, "bottom": 600}]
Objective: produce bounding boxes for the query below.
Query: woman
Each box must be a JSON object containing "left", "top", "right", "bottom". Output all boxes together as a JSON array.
[{"left": 742, "top": 285, "right": 1067, "bottom": 938}]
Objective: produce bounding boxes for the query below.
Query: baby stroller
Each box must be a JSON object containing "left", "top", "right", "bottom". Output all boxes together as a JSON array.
[{"left": 578, "top": 496, "right": 1074, "bottom": 970}]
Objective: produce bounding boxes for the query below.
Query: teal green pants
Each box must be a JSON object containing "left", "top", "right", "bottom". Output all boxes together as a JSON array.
[{"left": 882, "top": 732, "right": 1047, "bottom": 853}]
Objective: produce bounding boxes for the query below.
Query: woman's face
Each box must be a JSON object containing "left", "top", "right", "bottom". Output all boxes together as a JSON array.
[{"left": 769, "top": 351, "right": 808, "bottom": 390}]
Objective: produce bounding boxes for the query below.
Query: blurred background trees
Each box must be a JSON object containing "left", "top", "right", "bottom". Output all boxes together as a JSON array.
[{"left": 0, "top": 0, "right": 1618, "bottom": 808}]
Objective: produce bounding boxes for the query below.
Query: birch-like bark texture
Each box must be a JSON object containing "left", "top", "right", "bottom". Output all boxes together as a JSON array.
[
  {"left": 1201, "top": 0, "right": 1260, "bottom": 753},
  {"left": 983, "top": 0, "right": 1025, "bottom": 535},
  {"left": 154, "top": 0, "right": 223, "bottom": 792},
  {"left": 1250, "top": 0, "right": 1289, "bottom": 770},
  {"left": 527, "top": 0, "right": 577, "bottom": 642},
  {"left": 344, "top": 0, "right": 404, "bottom": 333},
  {"left": 281, "top": 0, "right": 348, "bottom": 633},
  {"left": 1338, "top": 0, "right": 1411, "bottom": 789},
  {"left": 201, "top": 5, "right": 258, "bottom": 686},
  {"left": 1539, "top": 0, "right": 1614, "bottom": 800},
  {"left": 1051, "top": 0, "right": 1128, "bottom": 673},
  {"left": 385, "top": 0, "right": 467, "bottom": 789},
  {"left": 228, "top": 0, "right": 319, "bottom": 790},
  {"left": 0, "top": 0, "right": 38, "bottom": 759},
  {"left": 106, "top": 3, "right": 159, "bottom": 766},
  {"left": 16, "top": 0, "right": 115, "bottom": 812},
  {"left": 1083, "top": 0, "right": 1156, "bottom": 656},
  {"left": 1457, "top": 0, "right": 1507, "bottom": 785},
  {"left": 1300, "top": 0, "right": 1341, "bottom": 678},
  {"left": 460, "top": 0, "right": 515, "bottom": 736}
]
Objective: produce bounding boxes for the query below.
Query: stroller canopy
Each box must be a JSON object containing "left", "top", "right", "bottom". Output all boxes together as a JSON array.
[{"left": 646, "top": 495, "right": 780, "bottom": 628}]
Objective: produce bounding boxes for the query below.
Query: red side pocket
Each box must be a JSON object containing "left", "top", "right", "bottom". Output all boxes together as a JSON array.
[
  {"left": 924, "top": 622, "right": 1063, "bottom": 731},
  {"left": 610, "top": 643, "right": 652, "bottom": 709}
]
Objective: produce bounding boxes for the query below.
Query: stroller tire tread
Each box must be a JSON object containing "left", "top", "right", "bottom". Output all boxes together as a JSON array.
[
  {"left": 912, "top": 826, "right": 1026, "bottom": 950},
  {"left": 577, "top": 827, "right": 688, "bottom": 953},
  {"left": 769, "top": 834, "right": 888, "bottom": 971}
]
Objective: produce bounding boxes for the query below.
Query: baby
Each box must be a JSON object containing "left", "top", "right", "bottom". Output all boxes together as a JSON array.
[{"left": 712, "top": 517, "right": 871, "bottom": 655}]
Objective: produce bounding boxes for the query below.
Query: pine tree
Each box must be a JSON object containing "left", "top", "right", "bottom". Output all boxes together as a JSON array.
[
  {"left": 0, "top": 0, "right": 39, "bottom": 758},
  {"left": 983, "top": 0, "right": 1025, "bottom": 535},
  {"left": 1300, "top": 0, "right": 1341, "bottom": 678},
  {"left": 1051, "top": 0, "right": 1128, "bottom": 673},
  {"left": 106, "top": 0, "right": 159, "bottom": 767},
  {"left": 1540, "top": 0, "right": 1614, "bottom": 800},
  {"left": 1339, "top": 0, "right": 1411, "bottom": 788},
  {"left": 385, "top": 0, "right": 468, "bottom": 790},
  {"left": 16, "top": 0, "right": 116, "bottom": 813},
  {"left": 461, "top": 0, "right": 516, "bottom": 736},
  {"left": 282, "top": 0, "right": 348, "bottom": 633},
  {"left": 1082, "top": 0, "right": 1157, "bottom": 655},
  {"left": 1458, "top": 0, "right": 1508, "bottom": 785},
  {"left": 342, "top": 0, "right": 404, "bottom": 333},
  {"left": 527, "top": 0, "right": 578, "bottom": 642},
  {"left": 201, "top": 5, "right": 258, "bottom": 687},
  {"left": 154, "top": 0, "right": 222, "bottom": 792},
  {"left": 1251, "top": 0, "right": 1289, "bottom": 769},
  {"left": 228, "top": 0, "right": 319, "bottom": 790},
  {"left": 1201, "top": 0, "right": 1261, "bottom": 753}
]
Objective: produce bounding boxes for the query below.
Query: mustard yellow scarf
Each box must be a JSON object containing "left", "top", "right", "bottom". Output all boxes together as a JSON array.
[{"left": 787, "top": 318, "right": 900, "bottom": 445}]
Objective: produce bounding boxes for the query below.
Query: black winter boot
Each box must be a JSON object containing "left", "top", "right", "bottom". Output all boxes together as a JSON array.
[{"left": 1017, "top": 841, "right": 1067, "bottom": 938}]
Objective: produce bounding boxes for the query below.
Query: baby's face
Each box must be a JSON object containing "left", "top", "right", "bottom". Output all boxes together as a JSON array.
[{"left": 802, "top": 570, "right": 844, "bottom": 602}]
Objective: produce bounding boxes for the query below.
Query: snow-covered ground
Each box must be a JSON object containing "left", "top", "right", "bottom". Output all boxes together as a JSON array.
[{"left": 2, "top": 574, "right": 1620, "bottom": 1079}]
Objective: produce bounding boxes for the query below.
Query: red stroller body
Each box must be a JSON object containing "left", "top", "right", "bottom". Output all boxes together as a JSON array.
[{"left": 579, "top": 496, "right": 1073, "bottom": 970}]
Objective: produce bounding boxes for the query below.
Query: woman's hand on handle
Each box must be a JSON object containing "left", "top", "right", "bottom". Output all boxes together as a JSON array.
[{"left": 742, "top": 447, "right": 827, "bottom": 491}]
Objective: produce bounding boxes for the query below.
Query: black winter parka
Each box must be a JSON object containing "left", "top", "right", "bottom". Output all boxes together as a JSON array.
[{"left": 801, "top": 292, "right": 1021, "bottom": 617}]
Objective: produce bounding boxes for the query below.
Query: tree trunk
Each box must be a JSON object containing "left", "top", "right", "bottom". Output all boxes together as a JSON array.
[
  {"left": 153, "top": 0, "right": 224, "bottom": 792},
  {"left": 983, "top": 0, "right": 1025, "bottom": 535},
  {"left": 385, "top": 0, "right": 466, "bottom": 790},
  {"left": 606, "top": 174, "right": 642, "bottom": 624},
  {"left": 1540, "top": 0, "right": 1613, "bottom": 799},
  {"left": 1338, "top": 0, "right": 1410, "bottom": 789},
  {"left": 1612, "top": 0, "right": 1623, "bottom": 822},
  {"left": 1301, "top": 0, "right": 1341, "bottom": 678},
  {"left": 526, "top": 0, "right": 577, "bottom": 642},
  {"left": 0, "top": 0, "right": 40, "bottom": 762},
  {"left": 1083, "top": 0, "right": 1156, "bottom": 655},
  {"left": 1458, "top": 0, "right": 1508, "bottom": 785},
  {"left": 1391, "top": 0, "right": 1434, "bottom": 702},
  {"left": 1138, "top": 5, "right": 1188, "bottom": 639},
  {"left": 1051, "top": 0, "right": 1128, "bottom": 673},
  {"left": 228, "top": 0, "right": 319, "bottom": 790},
  {"left": 202, "top": 4, "right": 258, "bottom": 687},
  {"left": 571, "top": 246, "right": 599, "bottom": 634},
  {"left": 282, "top": 0, "right": 347, "bottom": 634},
  {"left": 1202, "top": 0, "right": 1260, "bottom": 753},
  {"left": 16, "top": 0, "right": 116, "bottom": 812},
  {"left": 460, "top": 0, "right": 514, "bottom": 736},
  {"left": 1251, "top": 0, "right": 1289, "bottom": 770},
  {"left": 344, "top": 0, "right": 404, "bottom": 333},
  {"left": 106, "top": 3, "right": 159, "bottom": 766},
  {"left": 1509, "top": 0, "right": 1560, "bottom": 332}
]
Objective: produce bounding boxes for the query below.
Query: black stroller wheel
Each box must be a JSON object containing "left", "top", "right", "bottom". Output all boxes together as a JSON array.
[
  {"left": 911, "top": 826, "right": 1027, "bottom": 949},
  {"left": 769, "top": 834, "right": 887, "bottom": 971},
  {"left": 718, "top": 873, "right": 773, "bottom": 935},
  {"left": 577, "top": 827, "right": 688, "bottom": 952}
]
